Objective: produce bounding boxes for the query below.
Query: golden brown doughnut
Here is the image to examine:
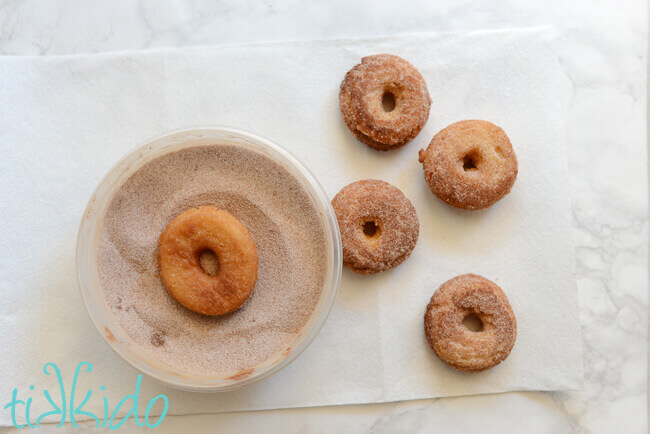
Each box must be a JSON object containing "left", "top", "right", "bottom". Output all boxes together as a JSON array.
[
  {"left": 418, "top": 120, "right": 518, "bottom": 210},
  {"left": 424, "top": 274, "right": 517, "bottom": 372},
  {"left": 340, "top": 54, "right": 431, "bottom": 151},
  {"left": 158, "top": 206, "right": 258, "bottom": 316},
  {"left": 332, "top": 180, "right": 419, "bottom": 274}
]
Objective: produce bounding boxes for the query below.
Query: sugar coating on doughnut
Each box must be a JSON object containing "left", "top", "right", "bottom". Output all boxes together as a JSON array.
[
  {"left": 158, "top": 206, "right": 259, "bottom": 316},
  {"left": 418, "top": 120, "right": 518, "bottom": 210},
  {"left": 424, "top": 274, "right": 517, "bottom": 372},
  {"left": 332, "top": 179, "right": 419, "bottom": 274},
  {"left": 340, "top": 54, "right": 431, "bottom": 151}
]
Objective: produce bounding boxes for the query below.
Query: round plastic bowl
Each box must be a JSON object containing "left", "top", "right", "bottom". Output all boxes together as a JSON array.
[{"left": 76, "top": 127, "right": 342, "bottom": 391}]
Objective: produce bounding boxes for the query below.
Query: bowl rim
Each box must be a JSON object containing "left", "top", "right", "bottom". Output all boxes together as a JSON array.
[{"left": 76, "top": 125, "right": 342, "bottom": 392}]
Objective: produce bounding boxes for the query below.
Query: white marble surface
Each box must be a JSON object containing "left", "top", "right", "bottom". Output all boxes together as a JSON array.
[{"left": 0, "top": 0, "right": 646, "bottom": 432}]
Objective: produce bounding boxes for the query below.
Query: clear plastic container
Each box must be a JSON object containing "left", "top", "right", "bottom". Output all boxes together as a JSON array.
[{"left": 76, "top": 127, "right": 342, "bottom": 391}]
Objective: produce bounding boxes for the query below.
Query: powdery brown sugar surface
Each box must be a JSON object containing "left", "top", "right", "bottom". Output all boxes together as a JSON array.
[{"left": 97, "top": 145, "right": 327, "bottom": 375}]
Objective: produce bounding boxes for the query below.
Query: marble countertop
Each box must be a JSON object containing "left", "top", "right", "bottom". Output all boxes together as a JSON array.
[{"left": 0, "top": 0, "right": 647, "bottom": 432}]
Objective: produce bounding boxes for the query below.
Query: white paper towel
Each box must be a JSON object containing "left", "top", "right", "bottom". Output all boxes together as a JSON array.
[{"left": 0, "top": 28, "right": 582, "bottom": 426}]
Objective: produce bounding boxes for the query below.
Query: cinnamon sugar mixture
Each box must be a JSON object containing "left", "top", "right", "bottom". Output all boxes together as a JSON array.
[{"left": 97, "top": 145, "right": 327, "bottom": 374}]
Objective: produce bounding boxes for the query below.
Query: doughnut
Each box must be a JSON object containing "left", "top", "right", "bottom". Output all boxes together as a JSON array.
[
  {"left": 339, "top": 54, "right": 431, "bottom": 151},
  {"left": 332, "top": 180, "right": 419, "bottom": 274},
  {"left": 418, "top": 120, "right": 518, "bottom": 210},
  {"left": 423, "top": 274, "right": 517, "bottom": 372},
  {"left": 158, "top": 206, "right": 258, "bottom": 316}
]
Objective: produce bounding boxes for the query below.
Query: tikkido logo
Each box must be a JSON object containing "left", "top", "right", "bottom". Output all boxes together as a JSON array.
[{"left": 3, "top": 362, "right": 169, "bottom": 429}]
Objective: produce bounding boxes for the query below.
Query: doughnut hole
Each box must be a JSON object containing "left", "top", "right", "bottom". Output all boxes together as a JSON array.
[
  {"left": 462, "top": 150, "right": 480, "bottom": 172},
  {"left": 361, "top": 220, "right": 382, "bottom": 240},
  {"left": 381, "top": 91, "right": 396, "bottom": 112},
  {"left": 198, "top": 249, "right": 220, "bottom": 276},
  {"left": 462, "top": 313, "right": 484, "bottom": 332}
]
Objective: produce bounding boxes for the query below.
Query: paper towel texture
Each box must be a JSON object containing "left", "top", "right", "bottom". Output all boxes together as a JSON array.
[{"left": 0, "top": 29, "right": 582, "bottom": 425}]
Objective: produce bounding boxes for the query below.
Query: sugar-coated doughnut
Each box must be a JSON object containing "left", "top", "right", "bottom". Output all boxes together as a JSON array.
[
  {"left": 424, "top": 274, "right": 517, "bottom": 372},
  {"left": 158, "top": 206, "right": 258, "bottom": 316},
  {"left": 332, "top": 180, "right": 419, "bottom": 274},
  {"left": 340, "top": 54, "right": 431, "bottom": 151},
  {"left": 418, "top": 120, "right": 518, "bottom": 210}
]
